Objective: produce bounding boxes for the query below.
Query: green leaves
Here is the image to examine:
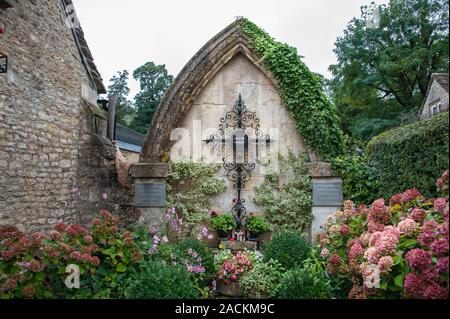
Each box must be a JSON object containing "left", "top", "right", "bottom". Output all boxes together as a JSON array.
[{"left": 237, "top": 18, "right": 346, "bottom": 161}]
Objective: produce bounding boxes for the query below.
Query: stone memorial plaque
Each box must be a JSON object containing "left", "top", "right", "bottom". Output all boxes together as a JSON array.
[
  {"left": 135, "top": 182, "right": 166, "bottom": 207},
  {"left": 312, "top": 179, "right": 343, "bottom": 206}
]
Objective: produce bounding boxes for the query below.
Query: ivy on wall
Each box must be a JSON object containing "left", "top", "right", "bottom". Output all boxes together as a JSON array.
[
  {"left": 237, "top": 17, "right": 346, "bottom": 161},
  {"left": 166, "top": 159, "right": 227, "bottom": 232},
  {"left": 238, "top": 18, "right": 379, "bottom": 203},
  {"left": 254, "top": 153, "right": 312, "bottom": 234}
]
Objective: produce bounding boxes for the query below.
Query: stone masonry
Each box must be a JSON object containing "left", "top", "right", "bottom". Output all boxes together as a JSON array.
[{"left": 0, "top": 0, "right": 132, "bottom": 232}]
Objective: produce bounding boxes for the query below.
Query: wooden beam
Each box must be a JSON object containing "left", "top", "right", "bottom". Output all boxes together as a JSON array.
[{"left": 107, "top": 96, "right": 117, "bottom": 141}]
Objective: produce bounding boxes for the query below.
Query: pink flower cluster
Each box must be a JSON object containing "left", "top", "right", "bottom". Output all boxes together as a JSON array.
[{"left": 217, "top": 251, "right": 253, "bottom": 283}]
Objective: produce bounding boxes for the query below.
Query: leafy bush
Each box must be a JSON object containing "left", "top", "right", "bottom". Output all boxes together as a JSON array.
[
  {"left": 245, "top": 215, "right": 270, "bottom": 234},
  {"left": 124, "top": 259, "right": 199, "bottom": 299},
  {"left": 166, "top": 159, "right": 227, "bottom": 232},
  {"left": 317, "top": 170, "right": 449, "bottom": 299},
  {"left": 278, "top": 265, "right": 331, "bottom": 299},
  {"left": 0, "top": 210, "right": 143, "bottom": 299},
  {"left": 211, "top": 214, "right": 235, "bottom": 233},
  {"left": 254, "top": 153, "right": 312, "bottom": 233},
  {"left": 366, "top": 112, "right": 449, "bottom": 199},
  {"left": 262, "top": 232, "right": 311, "bottom": 270},
  {"left": 240, "top": 259, "right": 284, "bottom": 298}
]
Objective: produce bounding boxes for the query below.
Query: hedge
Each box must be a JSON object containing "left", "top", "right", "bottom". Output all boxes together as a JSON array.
[{"left": 366, "top": 112, "right": 449, "bottom": 199}]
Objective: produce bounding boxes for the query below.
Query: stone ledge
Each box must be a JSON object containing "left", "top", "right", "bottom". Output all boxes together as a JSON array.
[
  {"left": 220, "top": 240, "right": 257, "bottom": 251},
  {"left": 131, "top": 162, "right": 169, "bottom": 178},
  {"left": 308, "top": 161, "right": 339, "bottom": 177}
]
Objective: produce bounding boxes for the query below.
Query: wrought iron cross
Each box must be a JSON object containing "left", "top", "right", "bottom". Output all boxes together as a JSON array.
[{"left": 204, "top": 94, "right": 272, "bottom": 230}]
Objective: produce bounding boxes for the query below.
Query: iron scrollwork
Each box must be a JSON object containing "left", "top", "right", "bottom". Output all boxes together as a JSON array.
[{"left": 204, "top": 94, "right": 272, "bottom": 230}]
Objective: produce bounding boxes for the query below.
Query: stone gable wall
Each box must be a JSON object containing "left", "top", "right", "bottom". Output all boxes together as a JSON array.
[
  {"left": 421, "top": 80, "right": 449, "bottom": 119},
  {"left": 0, "top": 0, "right": 132, "bottom": 232}
]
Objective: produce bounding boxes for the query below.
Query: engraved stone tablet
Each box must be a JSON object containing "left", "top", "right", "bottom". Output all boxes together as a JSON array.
[
  {"left": 312, "top": 179, "right": 343, "bottom": 206},
  {"left": 135, "top": 182, "right": 166, "bottom": 207}
]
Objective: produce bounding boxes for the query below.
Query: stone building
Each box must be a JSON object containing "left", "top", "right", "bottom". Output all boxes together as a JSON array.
[
  {"left": 419, "top": 73, "right": 449, "bottom": 120},
  {"left": 0, "top": 0, "right": 131, "bottom": 231}
]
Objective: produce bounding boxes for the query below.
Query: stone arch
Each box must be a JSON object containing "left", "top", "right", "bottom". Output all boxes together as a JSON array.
[{"left": 140, "top": 21, "right": 312, "bottom": 162}]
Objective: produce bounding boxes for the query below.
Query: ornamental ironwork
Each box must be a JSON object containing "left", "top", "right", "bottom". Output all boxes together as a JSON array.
[{"left": 204, "top": 94, "right": 272, "bottom": 230}]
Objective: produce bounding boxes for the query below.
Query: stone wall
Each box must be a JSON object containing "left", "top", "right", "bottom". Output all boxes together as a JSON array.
[
  {"left": 421, "top": 79, "right": 449, "bottom": 119},
  {"left": 0, "top": 0, "right": 132, "bottom": 232}
]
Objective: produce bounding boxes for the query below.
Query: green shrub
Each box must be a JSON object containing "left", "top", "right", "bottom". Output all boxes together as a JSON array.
[
  {"left": 124, "top": 260, "right": 199, "bottom": 299},
  {"left": 366, "top": 112, "right": 449, "bottom": 199},
  {"left": 262, "top": 232, "right": 311, "bottom": 270},
  {"left": 245, "top": 215, "right": 270, "bottom": 234},
  {"left": 211, "top": 214, "right": 235, "bottom": 232},
  {"left": 240, "top": 259, "right": 284, "bottom": 298},
  {"left": 254, "top": 153, "right": 312, "bottom": 233},
  {"left": 166, "top": 159, "right": 227, "bottom": 233},
  {"left": 278, "top": 266, "right": 331, "bottom": 299}
]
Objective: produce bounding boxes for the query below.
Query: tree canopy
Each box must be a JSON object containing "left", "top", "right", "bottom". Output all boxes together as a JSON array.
[{"left": 329, "top": 0, "right": 449, "bottom": 141}]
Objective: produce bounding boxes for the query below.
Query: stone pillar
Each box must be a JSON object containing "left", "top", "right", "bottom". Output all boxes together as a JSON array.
[
  {"left": 308, "top": 162, "right": 343, "bottom": 243},
  {"left": 130, "top": 162, "right": 169, "bottom": 225}
]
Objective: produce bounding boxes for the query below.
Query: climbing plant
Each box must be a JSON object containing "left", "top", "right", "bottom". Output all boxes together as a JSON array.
[
  {"left": 237, "top": 17, "right": 346, "bottom": 160},
  {"left": 254, "top": 153, "right": 312, "bottom": 233},
  {"left": 166, "top": 159, "right": 227, "bottom": 231},
  {"left": 237, "top": 18, "right": 378, "bottom": 203}
]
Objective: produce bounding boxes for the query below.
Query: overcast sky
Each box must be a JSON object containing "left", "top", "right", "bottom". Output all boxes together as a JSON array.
[{"left": 73, "top": 0, "right": 389, "bottom": 98}]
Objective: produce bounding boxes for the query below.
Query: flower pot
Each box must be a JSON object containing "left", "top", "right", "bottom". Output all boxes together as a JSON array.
[
  {"left": 217, "top": 280, "right": 241, "bottom": 297},
  {"left": 247, "top": 232, "right": 259, "bottom": 241},
  {"left": 218, "top": 230, "right": 232, "bottom": 240}
]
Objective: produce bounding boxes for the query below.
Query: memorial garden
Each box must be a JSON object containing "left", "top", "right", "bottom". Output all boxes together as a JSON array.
[{"left": 0, "top": 0, "right": 448, "bottom": 300}]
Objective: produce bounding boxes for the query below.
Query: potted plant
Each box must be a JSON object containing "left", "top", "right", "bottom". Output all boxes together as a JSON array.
[
  {"left": 211, "top": 213, "right": 235, "bottom": 239},
  {"left": 245, "top": 215, "right": 270, "bottom": 241}
]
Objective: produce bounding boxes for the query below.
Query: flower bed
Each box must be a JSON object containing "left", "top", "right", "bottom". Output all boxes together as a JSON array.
[{"left": 317, "top": 170, "right": 449, "bottom": 299}]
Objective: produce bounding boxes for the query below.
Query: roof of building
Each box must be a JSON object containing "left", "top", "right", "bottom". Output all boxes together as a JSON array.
[
  {"left": 433, "top": 73, "right": 449, "bottom": 93},
  {"left": 115, "top": 123, "right": 145, "bottom": 153},
  {"left": 61, "top": 0, "right": 106, "bottom": 94}
]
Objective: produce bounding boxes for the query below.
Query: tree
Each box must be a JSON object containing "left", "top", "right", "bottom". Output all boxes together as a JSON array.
[
  {"left": 107, "top": 70, "right": 135, "bottom": 126},
  {"left": 130, "top": 62, "right": 173, "bottom": 134},
  {"left": 329, "top": 0, "right": 449, "bottom": 141}
]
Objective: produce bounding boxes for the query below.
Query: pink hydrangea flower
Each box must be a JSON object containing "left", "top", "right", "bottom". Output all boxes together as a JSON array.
[
  {"left": 378, "top": 256, "right": 394, "bottom": 273},
  {"left": 364, "top": 247, "right": 380, "bottom": 264},
  {"left": 423, "top": 283, "right": 448, "bottom": 299},
  {"left": 429, "top": 237, "right": 449, "bottom": 256},
  {"left": 398, "top": 218, "right": 417, "bottom": 235},
  {"left": 320, "top": 248, "right": 329, "bottom": 258},
  {"left": 401, "top": 189, "right": 422, "bottom": 203},
  {"left": 410, "top": 208, "right": 427, "bottom": 223},
  {"left": 404, "top": 272, "right": 426, "bottom": 298},
  {"left": 437, "top": 257, "right": 449, "bottom": 273},
  {"left": 405, "top": 248, "right": 432, "bottom": 271},
  {"left": 433, "top": 197, "right": 448, "bottom": 213}
]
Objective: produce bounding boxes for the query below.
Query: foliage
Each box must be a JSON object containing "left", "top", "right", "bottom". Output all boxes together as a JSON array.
[
  {"left": 366, "top": 112, "right": 449, "bottom": 199},
  {"left": 262, "top": 231, "right": 311, "bottom": 270},
  {"left": 277, "top": 265, "right": 331, "bottom": 299},
  {"left": 166, "top": 159, "right": 227, "bottom": 233},
  {"left": 107, "top": 70, "right": 135, "bottom": 126},
  {"left": 331, "top": 153, "right": 379, "bottom": 204},
  {"left": 240, "top": 259, "right": 284, "bottom": 298},
  {"left": 245, "top": 215, "right": 270, "bottom": 234},
  {"left": 211, "top": 214, "right": 236, "bottom": 233},
  {"left": 130, "top": 62, "right": 173, "bottom": 133},
  {"left": 124, "top": 259, "right": 199, "bottom": 299},
  {"left": 254, "top": 153, "right": 312, "bottom": 233},
  {"left": 317, "top": 170, "right": 449, "bottom": 299},
  {"left": 237, "top": 17, "right": 346, "bottom": 160},
  {"left": 0, "top": 210, "right": 143, "bottom": 299},
  {"left": 329, "top": 0, "right": 449, "bottom": 140}
]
